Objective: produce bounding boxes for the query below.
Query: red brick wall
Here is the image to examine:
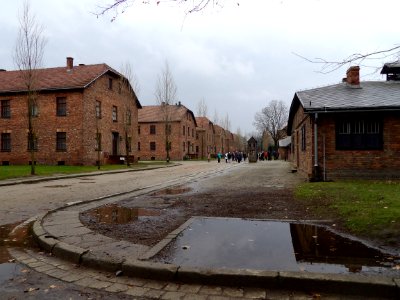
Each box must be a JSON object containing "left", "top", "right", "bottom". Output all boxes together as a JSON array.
[
  {"left": 290, "top": 107, "right": 400, "bottom": 180},
  {"left": 138, "top": 110, "right": 198, "bottom": 161},
  {"left": 82, "top": 75, "right": 139, "bottom": 165},
  {"left": 289, "top": 106, "right": 315, "bottom": 178},
  {"left": 317, "top": 112, "right": 400, "bottom": 179},
  {"left": 0, "top": 74, "right": 140, "bottom": 165}
]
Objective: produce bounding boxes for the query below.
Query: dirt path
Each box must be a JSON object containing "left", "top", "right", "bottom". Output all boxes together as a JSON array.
[{"left": 81, "top": 161, "right": 321, "bottom": 247}]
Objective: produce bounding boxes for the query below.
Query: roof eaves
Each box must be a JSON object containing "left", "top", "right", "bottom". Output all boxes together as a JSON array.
[{"left": 304, "top": 106, "right": 400, "bottom": 113}]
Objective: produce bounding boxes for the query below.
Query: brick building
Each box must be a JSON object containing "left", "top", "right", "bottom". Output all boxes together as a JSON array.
[
  {"left": 0, "top": 57, "right": 141, "bottom": 166},
  {"left": 195, "top": 117, "right": 215, "bottom": 159},
  {"left": 137, "top": 103, "right": 197, "bottom": 160},
  {"left": 213, "top": 124, "right": 226, "bottom": 154},
  {"left": 287, "top": 65, "right": 400, "bottom": 180}
]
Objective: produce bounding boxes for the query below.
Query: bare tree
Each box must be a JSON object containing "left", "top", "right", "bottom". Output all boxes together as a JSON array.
[
  {"left": 155, "top": 61, "right": 177, "bottom": 162},
  {"left": 120, "top": 62, "right": 140, "bottom": 166},
  {"left": 221, "top": 113, "right": 231, "bottom": 131},
  {"left": 14, "top": 1, "right": 46, "bottom": 175},
  {"left": 253, "top": 100, "right": 288, "bottom": 149},
  {"left": 95, "top": 0, "right": 235, "bottom": 21},
  {"left": 196, "top": 98, "right": 208, "bottom": 117},
  {"left": 212, "top": 108, "right": 219, "bottom": 125}
]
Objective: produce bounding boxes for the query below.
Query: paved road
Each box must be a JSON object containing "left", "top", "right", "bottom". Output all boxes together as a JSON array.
[{"left": 0, "top": 161, "right": 240, "bottom": 225}]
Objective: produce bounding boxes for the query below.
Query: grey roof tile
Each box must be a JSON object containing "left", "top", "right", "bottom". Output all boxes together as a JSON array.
[{"left": 297, "top": 81, "right": 400, "bottom": 112}]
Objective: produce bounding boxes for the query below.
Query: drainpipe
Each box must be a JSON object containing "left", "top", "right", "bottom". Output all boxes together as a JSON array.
[{"left": 314, "top": 113, "right": 318, "bottom": 178}]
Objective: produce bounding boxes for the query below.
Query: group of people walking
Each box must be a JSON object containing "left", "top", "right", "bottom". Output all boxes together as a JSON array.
[
  {"left": 215, "top": 151, "right": 247, "bottom": 163},
  {"left": 258, "top": 150, "right": 279, "bottom": 161}
]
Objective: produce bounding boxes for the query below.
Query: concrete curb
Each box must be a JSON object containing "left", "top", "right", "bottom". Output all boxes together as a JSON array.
[{"left": 31, "top": 213, "right": 400, "bottom": 298}]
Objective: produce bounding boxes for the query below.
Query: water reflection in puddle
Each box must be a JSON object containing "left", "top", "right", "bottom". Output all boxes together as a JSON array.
[
  {"left": 153, "top": 217, "right": 399, "bottom": 275},
  {"left": 86, "top": 204, "right": 160, "bottom": 225},
  {"left": 0, "top": 222, "right": 31, "bottom": 284}
]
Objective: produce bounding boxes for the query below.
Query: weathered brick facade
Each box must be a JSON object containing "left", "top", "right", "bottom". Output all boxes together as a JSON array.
[
  {"left": 288, "top": 66, "right": 400, "bottom": 180},
  {"left": 0, "top": 59, "right": 141, "bottom": 166},
  {"left": 195, "top": 117, "right": 216, "bottom": 158},
  {"left": 138, "top": 104, "right": 197, "bottom": 161}
]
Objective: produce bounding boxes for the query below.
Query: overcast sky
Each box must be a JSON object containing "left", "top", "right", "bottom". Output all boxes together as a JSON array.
[{"left": 1, "top": 0, "right": 398, "bottom": 134}]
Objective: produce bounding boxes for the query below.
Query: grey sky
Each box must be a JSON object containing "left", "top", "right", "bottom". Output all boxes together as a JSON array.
[{"left": 1, "top": 0, "right": 397, "bottom": 134}]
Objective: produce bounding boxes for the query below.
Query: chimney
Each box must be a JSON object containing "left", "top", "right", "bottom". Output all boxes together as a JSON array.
[
  {"left": 345, "top": 66, "right": 360, "bottom": 87},
  {"left": 66, "top": 57, "right": 74, "bottom": 70}
]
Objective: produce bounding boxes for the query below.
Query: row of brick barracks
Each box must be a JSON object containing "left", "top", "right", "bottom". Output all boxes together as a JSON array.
[{"left": 0, "top": 58, "right": 241, "bottom": 166}]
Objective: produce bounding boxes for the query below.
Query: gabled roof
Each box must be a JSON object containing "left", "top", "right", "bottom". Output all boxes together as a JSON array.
[
  {"left": 196, "top": 116, "right": 213, "bottom": 128},
  {"left": 138, "top": 104, "right": 197, "bottom": 126},
  {"left": 0, "top": 63, "right": 142, "bottom": 108},
  {"left": 0, "top": 64, "right": 119, "bottom": 93},
  {"left": 213, "top": 124, "right": 225, "bottom": 135},
  {"left": 288, "top": 81, "right": 400, "bottom": 134}
]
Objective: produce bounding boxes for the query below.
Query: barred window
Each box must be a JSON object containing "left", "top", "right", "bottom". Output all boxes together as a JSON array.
[
  {"left": 150, "top": 125, "right": 156, "bottom": 134},
  {"left": 96, "top": 101, "right": 101, "bottom": 119},
  {"left": 56, "top": 97, "right": 67, "bottom": 116},
  {"left": 56, "top": 132, "right": 67, "bottom": 151},
  {"left": 126, "top": 110, "right": 131, "bottom": 125},
  {"left": 301, "top": 124, "right": 306, "bottom": 151},
  {"left": 112, "top": 106, "right": 118, "bottom": 122},
  {"left": 336, "top": 118, "right": 382, "bottom": 150},
  {"left": 1, "top": 133, "right": 11, "bottom": 151},
  {"left": 1, "top": 100, "right": 11, "bottom": 118}
]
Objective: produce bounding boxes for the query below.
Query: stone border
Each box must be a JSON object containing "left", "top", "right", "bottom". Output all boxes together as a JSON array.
[{"left": 31, "top": 211, "right": 400, "bottom": 298}]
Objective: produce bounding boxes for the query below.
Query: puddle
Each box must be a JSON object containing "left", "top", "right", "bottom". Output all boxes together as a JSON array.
[
  {"left": 85, "top": 204, "right": 160, "bottom": 225},
  {"left": 0, "top": 222, "right": 35, "bottom": 284},
  {"left": 151, "top": 186, "right": 192, "bottom": 196},
  {"left": 153, "top": 217, "right": 400, "bottom": 275}
]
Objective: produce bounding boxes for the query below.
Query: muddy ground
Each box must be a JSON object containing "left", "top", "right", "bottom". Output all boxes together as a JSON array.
[{"left": 80, "top": 161, "right": 344, "bottom": 248}]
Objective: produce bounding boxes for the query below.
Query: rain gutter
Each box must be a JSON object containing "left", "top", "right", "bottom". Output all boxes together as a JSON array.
[{"left": 314, "top": 113, "right": 318, "bottom": 168}]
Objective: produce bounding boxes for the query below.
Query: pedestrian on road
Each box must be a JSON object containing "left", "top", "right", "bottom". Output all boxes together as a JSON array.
[
  {"left": 217, "top": 152, "right": 221, "bottom": 163},
  {"left": 207, "top": 152, "right": 211, "bottom": 162}
]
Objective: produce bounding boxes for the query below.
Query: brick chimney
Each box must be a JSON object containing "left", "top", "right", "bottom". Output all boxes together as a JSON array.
[
  {"left": 345, "top": 66, "right": 360, "bottom": 87},
  {"left": 66, "top": 57, "right": 74, "bottom": 70}
]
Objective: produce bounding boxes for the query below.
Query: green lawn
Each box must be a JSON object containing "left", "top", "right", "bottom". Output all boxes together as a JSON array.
[
  {"left": 295, "top": 180, "right": 400, "bottom": 245},
  {"left": 0, "top": 162, "right": 168, "bottom": 181}
]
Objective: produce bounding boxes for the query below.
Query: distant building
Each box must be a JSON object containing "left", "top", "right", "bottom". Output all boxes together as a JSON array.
[
  {"left": 0, "top": 57, "right": 141, "bottom": 166},
  {"left": 137, "top": 103, "right": 197, "bottom": 160},
  {"left": 195, "top": 117, "right": 215, "bottom": 159}
]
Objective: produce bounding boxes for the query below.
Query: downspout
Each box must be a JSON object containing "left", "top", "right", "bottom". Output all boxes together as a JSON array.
[{"left": 314, "top": 113, "right": 319, "bottom": 179}]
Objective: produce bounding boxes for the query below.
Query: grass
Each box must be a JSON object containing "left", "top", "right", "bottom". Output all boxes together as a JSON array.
[
  {"left": 0, "top": 161, "right": 168, "bottom": 181},
  {"left": 295, "top": 180, "right": 400, "bottom": 245}
]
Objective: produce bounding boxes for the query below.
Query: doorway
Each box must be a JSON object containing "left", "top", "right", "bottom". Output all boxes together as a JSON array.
[{"left": 112, "top": 132, "right": 119, "bottom": 156}]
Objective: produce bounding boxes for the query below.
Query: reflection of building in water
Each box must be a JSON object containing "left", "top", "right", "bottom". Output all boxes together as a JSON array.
[
  {"left": 289, "top": 223, "right": 386, "bottom": 272},
  {"left": 90, "top": 205, "right": 159, "bottom": 225}
]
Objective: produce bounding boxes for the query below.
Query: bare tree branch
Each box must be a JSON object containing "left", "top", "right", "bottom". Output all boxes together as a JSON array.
[
  {"left": 196, "top": 97, "right": 208, "bottom": 117},
  {"left": 155, "top": 60, "right": 177, "bottom": 162},
  {"left": 293, "top": 45, "right": 400, "bottom": 74},
  {"left": 94, "top": 0, "right": 235, "bottom": 21}
]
